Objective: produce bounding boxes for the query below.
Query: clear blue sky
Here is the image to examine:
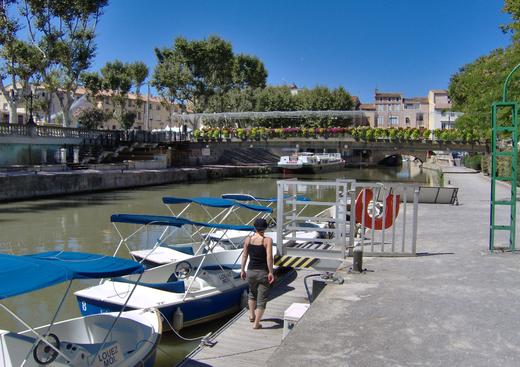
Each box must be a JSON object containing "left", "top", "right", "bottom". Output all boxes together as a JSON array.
[{"left": 92, "top": 0, "right": 512, "bottom": 103}]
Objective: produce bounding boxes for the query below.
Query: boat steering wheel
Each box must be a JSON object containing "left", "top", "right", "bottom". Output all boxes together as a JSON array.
[
  {"left": 174, "top": 261, "right": 193, "bottom": 279},
  {"left": 33, "top": 333, "right": 60, "bottom": 365}
]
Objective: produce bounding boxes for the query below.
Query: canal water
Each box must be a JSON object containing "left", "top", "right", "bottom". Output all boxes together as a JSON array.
[{"left": 0, "top": 163, "right": 434, "bottom": 365}]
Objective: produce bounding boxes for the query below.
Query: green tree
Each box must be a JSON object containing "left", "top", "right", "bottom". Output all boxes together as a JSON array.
[
  {"left": 449, "top": 0, "right": 520, "bottom": 138},
  {"left": 77, "top": 108, "right": 107, "bottom": 130},
  {"left": 153, "top": 35, "right": 235, "bottom": 114},
  {"left": 232, "top": 54, "right": 267, "bottom": 89},
  {"left": 22, "top": 0, "right": 109, "bottom": 127},
  {"left": 502, "top": 0, "right": 520, "bottom": 40},
  {"left": 0, "top": 1, "right": 44, "bottom": 124}
]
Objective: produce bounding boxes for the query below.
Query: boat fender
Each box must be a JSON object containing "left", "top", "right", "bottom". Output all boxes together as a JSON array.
[
  {"left": 240, "top": 289, "right": 248, "bottom": 309},
  {"left": 173, "top": 308, "right": 184, "bottom": 331}
]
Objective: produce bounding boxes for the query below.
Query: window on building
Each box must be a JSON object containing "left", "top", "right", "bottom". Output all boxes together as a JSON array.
[
  {"left": 112, "top": 125, "right": 116, "bottom": 130},
  {"left": 416, "top": 112, "right": 424, "bottom": 121},
  {"left": 156, "top": 104, "right": 160, "bottom": 111},
  {"left": 389, "top": 116, "right": 398, "bottom": 125},
  {"left": 405, "top": 117, "right": 410, "bottom": 124},
  {"left": 18, "top": 115, "right": 24, "bottom": 124},
  {"left": 377, "top": 116, "right": 384, "bottom": 126},
  {"left": 137, "top": 112, "right": 142, "bottom": 120}
]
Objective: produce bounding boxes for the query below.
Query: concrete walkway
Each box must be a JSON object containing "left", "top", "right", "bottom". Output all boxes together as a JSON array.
[{"left": 269, "top": 170, "right": 520, "bottom": 366}]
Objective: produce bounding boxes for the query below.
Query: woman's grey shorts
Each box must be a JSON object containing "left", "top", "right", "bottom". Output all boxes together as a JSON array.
[{"left": 247, "top": 269, "right": 270, "bottom": 309}]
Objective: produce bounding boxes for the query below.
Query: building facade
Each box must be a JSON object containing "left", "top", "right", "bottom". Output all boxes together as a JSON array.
[
  {"left": 427, "top": 90, "right": 463, "bottom": 130},
  {"left": 371, "top": 90, "right": 461, "bottom": 129},
  {"left": 0, "top": 84, "right": 178, "bottom": 130}
]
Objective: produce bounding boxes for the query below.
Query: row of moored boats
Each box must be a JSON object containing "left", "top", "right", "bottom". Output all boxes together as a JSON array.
[{"left": 0, "top": 193, "right": 321, "bottom": 367}]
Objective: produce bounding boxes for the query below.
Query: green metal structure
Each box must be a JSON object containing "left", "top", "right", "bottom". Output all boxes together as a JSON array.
[{"left": 489, "top": 63, "right": 520, "bottom": 251}]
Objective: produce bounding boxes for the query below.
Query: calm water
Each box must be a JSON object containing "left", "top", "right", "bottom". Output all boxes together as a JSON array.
[{"left": 0, "top": 163, "right": 433, "bottom": 365}]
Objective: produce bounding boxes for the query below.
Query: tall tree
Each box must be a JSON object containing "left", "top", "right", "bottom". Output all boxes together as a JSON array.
[
  {"left": 100, "top": 60, "right": 134, "bottom": 130},
  {"left": 22, "top": 0, "right": 108, "bottom": 127},
  {"left": 153, "top": 35, "right": 235, "bottom": 114},
  {"left": 0, "top": 0, "right": 43, "bottom": 124},
  {"left": 502, "top": 0, "right": 520, "bottom": 41},
  {"left": 232, "top": 54, "right": 267, "bottom": 90},
  {"left": 448, "top": 1, "right": 520, "bottom": 136}
]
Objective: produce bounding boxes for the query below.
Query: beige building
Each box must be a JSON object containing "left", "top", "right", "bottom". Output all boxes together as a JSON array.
[
  {"left": 0, "top": 84, "right": 179, "bottom": 130},
  {"left": 428, "top": 90, "right": 463, "bottom": 130},
  {"left": 370, "top": 90, "right": 461, "bottom": 130},
  {"left": 374, "top": 92, "right": 429, "bottom": 128}
]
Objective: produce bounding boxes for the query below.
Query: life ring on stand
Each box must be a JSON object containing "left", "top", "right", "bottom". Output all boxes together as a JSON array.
[{"left": 355, "top": 189, "right": 401, "bottom": 230}]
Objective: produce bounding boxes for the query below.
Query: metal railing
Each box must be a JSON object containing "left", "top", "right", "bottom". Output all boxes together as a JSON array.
[
  {"left": 275, "top": 179, "right": 420, "bottom": 263},
  {"left": 276, "top": 179, "right": 355, "bottom": 261},
  {"left": 0, "top": 123, "right": 193, "bottom": 146},
  {"left": 352, "top": 182, "right": 419, "bottom": 256}
]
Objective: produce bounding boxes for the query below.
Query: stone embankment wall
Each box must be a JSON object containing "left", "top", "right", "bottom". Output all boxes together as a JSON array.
[{"left": 0, "top": 165, "right": 274, "bottom": 202}]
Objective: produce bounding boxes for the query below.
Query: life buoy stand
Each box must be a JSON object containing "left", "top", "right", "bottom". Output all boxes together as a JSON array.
[{"left": 355, "top": 189, "right": 401, "bottom": 230}]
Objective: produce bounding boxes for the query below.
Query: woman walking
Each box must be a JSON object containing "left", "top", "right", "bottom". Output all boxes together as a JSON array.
[{"left": 240, "top": 218, "right": 275, "bottom": 329}]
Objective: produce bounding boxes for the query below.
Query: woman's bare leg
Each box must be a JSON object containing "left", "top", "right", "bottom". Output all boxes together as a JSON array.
[
  {"left": 253, "top": 307, "right": 265, "bottom": 329},
  {"left": 248, "top": 299, "right": 256, "bottom": 320}
]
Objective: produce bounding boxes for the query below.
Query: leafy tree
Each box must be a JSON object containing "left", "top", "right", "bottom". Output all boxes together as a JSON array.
[
  {"left": 153, "top": 35, "right": 235, "bottom": 114},
  {"left": 502, "top": 0, "right": 520, "bottom": 40},
  {"left": 232, "top": 54, "right": 267, "bottom": 89},
  {"left": 81, "top": 60, "right": 148, "bottom": 130},
  {"left": 449, "top": 0, "right": 520, "bottom": 138},
  {"left": 129, "top": 61, "right": 148, "bottom": 110},
  {"left": 77, "top": 108, "right": 106, "bottom": 130},
  {"left": 0, "top": 1, "right": 44, "bottom": 124},
  {"left": 21, "top": 0, "right": 109, "bottom": 127}
]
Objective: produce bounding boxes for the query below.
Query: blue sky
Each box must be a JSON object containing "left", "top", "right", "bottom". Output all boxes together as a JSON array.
[{"left": 92, "top": 0, "right": 512, "bottom": 103}]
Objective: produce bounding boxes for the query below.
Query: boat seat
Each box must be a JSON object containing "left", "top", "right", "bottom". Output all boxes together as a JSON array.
[
  {"left": 111, "top": 277, "right": 186, "bottom": 293},
  {"left": 161, "top": 244, "right": 194, "bottom": 255}
]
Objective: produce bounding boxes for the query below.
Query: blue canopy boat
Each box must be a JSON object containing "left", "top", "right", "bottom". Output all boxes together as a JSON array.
[
  {"left": 75, "top": 214, "right": 259, "bottom": 331},
  {"left": 0, "top": 251, "right": 161, "bottom": 367},
  {"left": 114, "top": 207, "right": 262, "bottom": 266}
]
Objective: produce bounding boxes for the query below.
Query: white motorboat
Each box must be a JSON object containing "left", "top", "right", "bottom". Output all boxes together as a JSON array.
[
  {"left": 0, "top": 251, "right": 161, "bottom": 367},
  {"left": 74, "top": 217, "right": 269, "bottom": 330},
  {"left": 278, "top": 152, "right": 345, "bottom": 173}
]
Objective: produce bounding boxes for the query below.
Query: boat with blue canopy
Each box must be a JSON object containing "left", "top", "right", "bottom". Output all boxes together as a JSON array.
[
  {"left": 0, "top": 251, "right": 161, "bottom": 367},
  {"left": 160, "top": 195, "right": 274, "bottom": 248},
  {"left": 113, "top": 213, "right": 257, "bottom": 267},
  {"left": 75, "top": 214, "right": 262, "bottom": 331},
  {"left": 208, "top": 193, "right": 326, "bottom": 245}
]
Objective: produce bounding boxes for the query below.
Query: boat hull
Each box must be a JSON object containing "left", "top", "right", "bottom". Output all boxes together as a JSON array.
[
  {"left": 76, "top": 283, "right": 248, "bottom": 330},
  {"left": 279, "top": 161, "right": 345, "bottom": 174}
]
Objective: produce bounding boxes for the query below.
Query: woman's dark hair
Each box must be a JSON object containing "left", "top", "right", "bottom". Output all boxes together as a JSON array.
[{"left": 253, "top": 218, "right": 268, "bottom": 231}]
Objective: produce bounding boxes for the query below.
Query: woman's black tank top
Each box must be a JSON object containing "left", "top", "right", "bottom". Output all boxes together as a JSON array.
[{"left": 247, "top": 237, "right": 268, "bottom": 271}]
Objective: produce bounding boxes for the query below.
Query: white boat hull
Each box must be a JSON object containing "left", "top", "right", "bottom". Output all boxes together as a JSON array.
[{"left": 0, "top": 309, "right": 161, "bottom": 367}]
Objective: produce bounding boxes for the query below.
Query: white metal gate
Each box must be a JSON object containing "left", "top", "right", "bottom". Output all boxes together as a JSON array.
[{"left": 275, "top": 179, "right": 419, "bottom": 265}]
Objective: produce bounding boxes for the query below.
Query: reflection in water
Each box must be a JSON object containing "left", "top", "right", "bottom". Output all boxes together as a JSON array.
[{"left": 0, "top": 163, "right": 434, "bottom": 365}]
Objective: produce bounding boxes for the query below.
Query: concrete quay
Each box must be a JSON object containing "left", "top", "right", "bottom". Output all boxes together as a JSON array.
[
  {"left": 0, "top": 165, "right": 274, "bottom": 202},
  {"left": 269, "top": 169, "right": 520, "bottom": 367}
]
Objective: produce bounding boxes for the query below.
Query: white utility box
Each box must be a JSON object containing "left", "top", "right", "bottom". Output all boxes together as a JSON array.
[{"left": 283, "top": 302, "right": 310, "bottom": 339}]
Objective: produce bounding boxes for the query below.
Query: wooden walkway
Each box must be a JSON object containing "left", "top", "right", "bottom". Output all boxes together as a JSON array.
[{"left": 178, "top": 269, "right": 313, "bottom": 367}]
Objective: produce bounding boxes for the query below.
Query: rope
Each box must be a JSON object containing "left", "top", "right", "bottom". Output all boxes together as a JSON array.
[
  {"left": 157, "top": 309, "right": 210, "bottom": 342},
  {"left": 197, "top": 345, "right": 278, "bottom": 361}
]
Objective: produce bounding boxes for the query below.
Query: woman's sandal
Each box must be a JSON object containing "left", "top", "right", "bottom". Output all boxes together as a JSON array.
[
  {"left": 253, "top": 324, "right": 262, "bottom": 329},
  {"left": 249, "top": 316, "right": 255, "bottom": 323}
]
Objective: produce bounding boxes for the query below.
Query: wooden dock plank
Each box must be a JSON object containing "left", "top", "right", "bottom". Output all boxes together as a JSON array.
[{"left": 178, "top": 269, "right": 315, "bottom": 367}]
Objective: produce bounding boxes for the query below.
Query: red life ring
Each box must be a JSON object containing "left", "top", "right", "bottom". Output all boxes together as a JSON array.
[{"left": 354, "top": 188, "right": 401, "bottom": 230}]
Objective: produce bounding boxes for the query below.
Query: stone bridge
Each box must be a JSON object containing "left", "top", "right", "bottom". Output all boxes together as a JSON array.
[
  {"left": 171, "top": 138, "right": 488, "bottom": 166},
  {"left": 0, "top": 123, "right": 488, "bottom": 166}
]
